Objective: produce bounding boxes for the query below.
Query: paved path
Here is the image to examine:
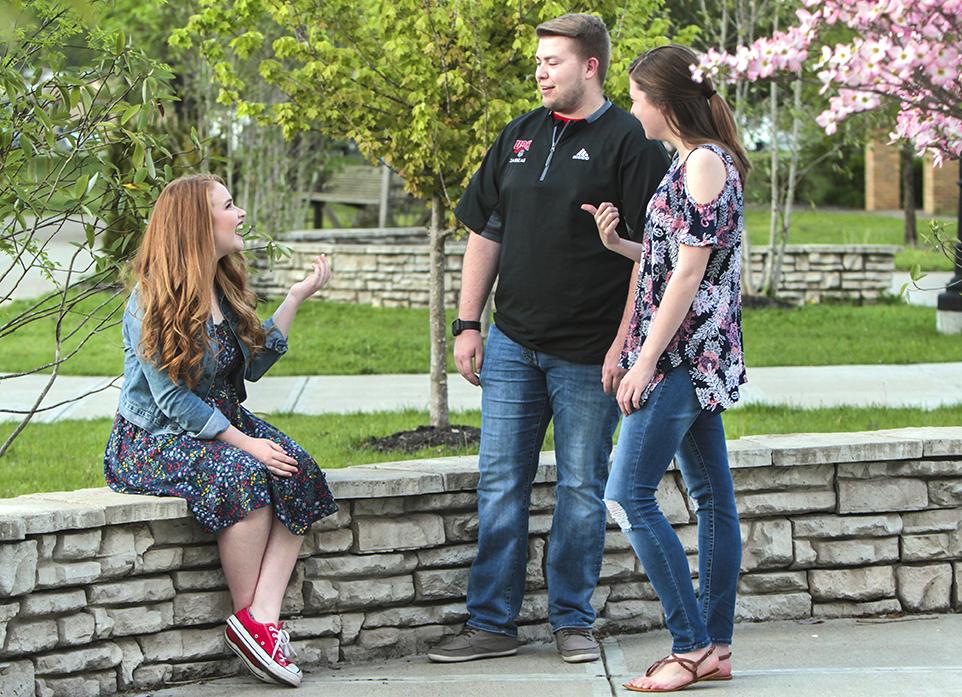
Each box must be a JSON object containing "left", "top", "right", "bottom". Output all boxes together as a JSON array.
[
  {"left": 0, "top": 219, "right": 98, "bottom": 301},
  {"left": 3, "top": 362, "right": 962, "bottom": 423},
  {"left": 890, "top": 271, "right": 956, "bottom": 307},
  {"left": 146, "top": 615, "right": 962, "bottom": 697}
]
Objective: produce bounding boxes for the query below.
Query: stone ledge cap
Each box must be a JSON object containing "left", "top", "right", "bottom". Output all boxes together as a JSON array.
[{"left": 736, "top": 429, "right": 925, "bottom": 466}]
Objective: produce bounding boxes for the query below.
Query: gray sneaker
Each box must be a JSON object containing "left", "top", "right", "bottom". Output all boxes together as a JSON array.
[
  {"left": 427, "top": 626, "right": 518, "bottom": 663},
  {"left": 555, "top": 627, "right": 600, "bottom": 663}
]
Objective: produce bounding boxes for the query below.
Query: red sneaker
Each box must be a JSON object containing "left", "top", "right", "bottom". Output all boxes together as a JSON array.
[
  {"left": 225, "top": 625, "right": 274, "bottom": 684},
  {"left": 226, "top": 608, "right": 302, "bottom": 687}
]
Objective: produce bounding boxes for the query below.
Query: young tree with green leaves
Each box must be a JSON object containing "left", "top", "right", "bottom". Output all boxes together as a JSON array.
[
  {"left": 0, "top": 0, "right": 179, "bottom": 455},
  {"left": 173, "top": 0, "right": 687, "bottom": 428}
]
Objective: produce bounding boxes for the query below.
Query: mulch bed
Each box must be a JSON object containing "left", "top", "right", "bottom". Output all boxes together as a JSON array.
[{"left": 362, "top": 424, "right": 482, "bottom": 453}]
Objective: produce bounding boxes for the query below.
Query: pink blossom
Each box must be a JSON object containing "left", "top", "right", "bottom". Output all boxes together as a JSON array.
[{"left": 697, "top": 0, "right": 962, "bottom": 162}]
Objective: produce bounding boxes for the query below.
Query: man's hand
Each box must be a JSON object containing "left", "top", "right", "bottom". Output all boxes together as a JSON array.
[
  {"left": 602, "top": 341, "right": 627, "bottom": 395},
  {"left": 453, "top": 331, "right": 483, "bottom": 386}
]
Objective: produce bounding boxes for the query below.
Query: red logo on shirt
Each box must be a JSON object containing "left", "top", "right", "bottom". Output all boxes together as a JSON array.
[{"left": 513, "top": 139, "right": 533, "bottom": 156}]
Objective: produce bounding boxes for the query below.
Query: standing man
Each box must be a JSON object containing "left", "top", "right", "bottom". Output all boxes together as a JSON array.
[{"left": 428, "top": 14, "right": 669, "bottom": 665}]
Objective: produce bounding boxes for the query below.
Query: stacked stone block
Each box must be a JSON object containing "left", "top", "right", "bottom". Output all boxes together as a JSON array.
[
  {"left": 1, "top": 427, "right": 961, "bottom": 696},
  {"left": 249, "top": 228, "right": 467, "bottom": 308},
  {"left": 748, "top": 244, "right": 899, "bottom": 304},
  {"left": 249, "top": 229, "right": 897, "bottom": 308}
]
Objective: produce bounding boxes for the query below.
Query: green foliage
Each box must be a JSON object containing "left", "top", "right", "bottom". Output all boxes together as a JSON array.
[
  {"left": 0, "top": 1, "right": 186, "bottom": 459},
  {"left": 0, "top": 0, "right": 178, "bottom": 276},
  {"left": 172, "top": 0, "right": 690, "bottom": 211},
  {"left": 745, "top": 139, "right": 865, "bottom": 209}
]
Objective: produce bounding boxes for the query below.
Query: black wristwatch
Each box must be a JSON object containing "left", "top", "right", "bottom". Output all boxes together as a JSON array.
[{"left": 451, "top": 319, "right": 482, "bottom": 336}]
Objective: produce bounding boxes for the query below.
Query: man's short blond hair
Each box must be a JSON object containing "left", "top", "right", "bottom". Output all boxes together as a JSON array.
[{"left": 536, "top": 13, "right": 611, "bottom": 85}]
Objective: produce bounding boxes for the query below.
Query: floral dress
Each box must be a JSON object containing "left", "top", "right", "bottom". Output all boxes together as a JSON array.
[
  {"left": 620, "top": 142, "right": 747, "bottom": 412},
  {"left": 104, "top": 322, "right": 337, "bottom": 534}
]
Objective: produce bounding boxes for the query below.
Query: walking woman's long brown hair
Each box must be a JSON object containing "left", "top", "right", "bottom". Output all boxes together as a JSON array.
[
  {"left": 629, "top": 45, "right": 751, "bottom": 183},
  {"left": 130, "top": 174, "right": 265, "bottom": 388}
]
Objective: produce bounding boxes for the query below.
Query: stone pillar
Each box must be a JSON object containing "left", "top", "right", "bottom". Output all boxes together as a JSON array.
[
  {"left": 865, "top": 139, "right": 901, "bottom": 211},
  {"left": 923, "top": 154, "right": 959, "bottom": 215}
]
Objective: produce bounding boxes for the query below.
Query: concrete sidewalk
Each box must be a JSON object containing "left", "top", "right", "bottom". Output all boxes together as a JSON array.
[
  {"left": 3, "top": 362, "right": 962, "bottom": 423},
  {"left": 890, "top": 271, "right": 956, "bottom": 307},
  {"left": 147, "top": 615, "right": 962, "bottom": 697}
]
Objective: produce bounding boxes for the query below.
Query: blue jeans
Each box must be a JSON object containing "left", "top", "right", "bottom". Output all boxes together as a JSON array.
[
  {"left": 604, "top": 368, "right": 741, "bottom": 653},
  {"left": 466, "top": 325, "right": 620, "bottom": 636}
]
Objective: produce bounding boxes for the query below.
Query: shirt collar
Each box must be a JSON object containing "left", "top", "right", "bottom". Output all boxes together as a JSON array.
[{"left": 548, "top": 98, "right": 612, "bottom": 125}]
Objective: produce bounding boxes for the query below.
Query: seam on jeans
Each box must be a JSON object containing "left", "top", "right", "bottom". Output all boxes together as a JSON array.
[
  {"left": 684, "top": 427, "right": 716, "bottom": 629},
  {"left": 621, "top": 381, "right": 699, "bottom": 645},
  {"left": 502, "top": 393, "right": 551, "bottom": 625},
  {"left": 550, "top": 379, "right": 617, "bottom": 633},
  {"left": 637, "top": 513, "right": 698, "bottom": 647}
]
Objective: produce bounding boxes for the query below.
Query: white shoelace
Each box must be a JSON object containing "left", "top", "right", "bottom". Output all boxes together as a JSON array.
[{"left": 269, "top": 626, "right": 296, "bottom": 662}]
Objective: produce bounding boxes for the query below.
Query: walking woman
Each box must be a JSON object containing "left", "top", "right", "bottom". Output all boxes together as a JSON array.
[
  {"left": 583, "top": 45, "right": 749, "bottom": 692},
  {"left": 104, "top": 174, "right": 338, "bottom": 688}
]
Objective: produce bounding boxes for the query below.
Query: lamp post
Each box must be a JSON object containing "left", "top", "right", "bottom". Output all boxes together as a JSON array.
[{"left": 936, "top": 158, "right": 962, "bottom": 334}]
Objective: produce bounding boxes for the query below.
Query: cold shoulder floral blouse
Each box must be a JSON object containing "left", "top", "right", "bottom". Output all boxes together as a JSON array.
[{"left": 620, "top": 142, "right": 747, "bottom": 412}]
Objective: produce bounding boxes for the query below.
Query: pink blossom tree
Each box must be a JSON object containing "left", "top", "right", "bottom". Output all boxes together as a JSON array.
[
  {"left": 695, "top": 0, "right": 962, "bottom": 164},
  {"left": 698, "top": 0, "right": 962, "bottom": 330}
]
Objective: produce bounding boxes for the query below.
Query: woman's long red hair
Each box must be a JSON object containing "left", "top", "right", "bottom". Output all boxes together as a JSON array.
[{"left": 130, "top": 174, "right": 265, "bottom": 388}]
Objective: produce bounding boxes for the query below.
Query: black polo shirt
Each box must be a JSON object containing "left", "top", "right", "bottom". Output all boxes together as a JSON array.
[{"left": 455, "top": 101, "right": 670, "bottom": 363}]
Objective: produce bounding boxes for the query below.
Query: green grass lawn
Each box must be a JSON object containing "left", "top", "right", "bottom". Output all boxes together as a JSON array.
[
  {"left": 0, "top": 294, "right": 458, "bottom": 376},
  {"left": 1, "top": 292, "right": 958, "bottom": 376},
  {"left": 743, "top": 208, "right": 957, "bottom": 272},
  {"left": 743, "top": 301, "right": 961, "bottom": 366},
  {"left": 2, "top": 403, "right": 961, "bottom": 498}
]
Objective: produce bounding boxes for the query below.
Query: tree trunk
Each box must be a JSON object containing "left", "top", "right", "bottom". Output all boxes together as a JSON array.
[
  {"left": 378, "top": 163, "right": 391, "bottom": 228},
  {"left": 762, "top": 7, "right": 780, "bottom": 297},
  {"left": 902, "top": 143, "right": 917, "bottom": 245},
  {"left": 764, "top": 79, "right": 780, "bottom": 295},
  {"left": 771, "top": 75, "right": 803, "bottom": 295},
  {"left": 734, "top": 0, "right": 758, "bottom": 297},
  {"left": 429, "top": 194, "right": 450, "bottom": 428}
]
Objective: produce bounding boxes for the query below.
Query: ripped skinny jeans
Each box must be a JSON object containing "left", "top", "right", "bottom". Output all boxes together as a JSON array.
[{"left": 604, "top": 367, "right": 741, "bottom": 653}]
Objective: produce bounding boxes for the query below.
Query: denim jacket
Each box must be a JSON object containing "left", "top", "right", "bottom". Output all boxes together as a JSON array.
[{"left": 118, "top": 287, "right": 288, "bottom": 439}]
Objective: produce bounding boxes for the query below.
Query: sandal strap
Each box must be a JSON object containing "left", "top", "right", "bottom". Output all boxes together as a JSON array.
[
  {"left": 644, "top": 646, "right": 716, "bottom": 678},
  {"left": 717, "top": 652, "right": 732, "bottom": 661}
]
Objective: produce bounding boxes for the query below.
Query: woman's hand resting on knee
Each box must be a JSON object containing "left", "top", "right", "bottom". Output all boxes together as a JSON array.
[
  {"left": 242, "top": 438, "right": 299, "bottom": 477},
  {"left": 218, "top": 425, "right": 299, "bottom": 477}
]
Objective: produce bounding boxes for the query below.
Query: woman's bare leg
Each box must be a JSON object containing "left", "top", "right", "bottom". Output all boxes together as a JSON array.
[
  {"left": 248, "top": 516, "right": 305, "bottom": 624},
  {"left": 217, "top": 505, "right": 273, "bottom": 612}
]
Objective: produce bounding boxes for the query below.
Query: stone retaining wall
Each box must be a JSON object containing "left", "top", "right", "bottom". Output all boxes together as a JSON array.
[
  {"left": 250, "top": 228, "right": 899, "bottom": 307},
  {"left": 250, "top": 228, "right": 466, "bottom": 308},
  {"left": 1, "top": 427, "right": 961, "bottom": 696},
  {"left": 748, "top": 244, "right": 900, "bottom": 304}
]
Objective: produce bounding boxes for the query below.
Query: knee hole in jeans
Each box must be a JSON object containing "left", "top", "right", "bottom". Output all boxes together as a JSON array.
[{"left": 604, "top": 498, "right": 632, "bottom": 532}]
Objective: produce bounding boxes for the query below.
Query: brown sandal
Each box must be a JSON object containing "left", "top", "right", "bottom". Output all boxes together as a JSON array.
[
  {"left": 703, "top": 651, "right": 732, "bottom": 681},
  {"left": 623, "top": 645, "right": 719, "bottom": 693}
]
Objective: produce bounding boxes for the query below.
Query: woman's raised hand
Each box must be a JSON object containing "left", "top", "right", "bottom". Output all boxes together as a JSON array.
[
  {"left": 288, "top": 254, "right": 331, "bottom": 303},
  {"left": 581, "top": 202, "right": 622, "bottom": 250}
]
